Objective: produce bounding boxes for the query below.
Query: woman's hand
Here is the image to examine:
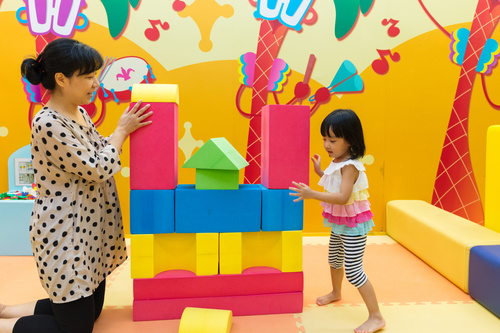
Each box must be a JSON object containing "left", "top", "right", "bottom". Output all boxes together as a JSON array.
[
  {"left": 115, "top": 100, "right": 153, "bottom": 136},
  {"left": 109, "top": 100, "right": 153, "bottom": 153},
  {"left": 311, "top": 154, "right": 324, "bottom": 177},
  {"left": 289, "top": 181, "right": 315, "bottom": 202}
]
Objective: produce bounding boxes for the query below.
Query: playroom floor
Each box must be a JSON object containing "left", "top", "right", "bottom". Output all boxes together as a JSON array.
[{"left": 1, "top": 235, "right": 500, "bottom": 333}]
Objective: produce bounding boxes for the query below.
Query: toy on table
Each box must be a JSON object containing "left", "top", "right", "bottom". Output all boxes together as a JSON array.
[{"left": 0, "top": 183, "right": 37, "bottom": 200}]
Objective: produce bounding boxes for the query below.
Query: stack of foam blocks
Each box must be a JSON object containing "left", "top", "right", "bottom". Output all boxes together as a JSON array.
[{"left": 129, "top": 84, "right": 310, "bottom": 321}]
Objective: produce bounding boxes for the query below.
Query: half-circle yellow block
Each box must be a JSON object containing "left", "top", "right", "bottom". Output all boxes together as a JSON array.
[
  {"left": 179, "top": 307, "right": 232, "bottom": 333},
  {"left": 131, "top": 84, "right": 179, "bottom": 104}
]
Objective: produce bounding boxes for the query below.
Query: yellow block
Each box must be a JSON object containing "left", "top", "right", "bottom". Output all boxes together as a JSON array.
[
  {"left": 196, "top": 233, "right": 219, "bottom": 276},
  {"left": 179, "top": 307, "right": 232, "bottom": 333},
  {"left": 155, "top": 233, "right": 196, "bottom": 275},
  {"left": 219, "top": 233, "right": 242, "bottom": 274},
  {"left": 131, "top": 83, "right": 179, "bottom": 104},
  {"left": 130, "top": 234, "right": 155, "bottom": 279},
  {"left": 241, "top": 231, "right": 302, "bottom": 272},
  {"left": 282, "top": 231, "right": 303, "bottom": 272},
  {"left": 485, "top": 125, "right": 500, "bottom": 233},
  {"left": 387, "top": 200, "right": 500, "bottom": 292}
]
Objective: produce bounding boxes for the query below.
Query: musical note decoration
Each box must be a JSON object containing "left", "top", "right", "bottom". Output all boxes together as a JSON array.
[
  {"left": 382, "top": 18, "right": 400, "bottom": 37},
  {"left": 371, "top": 49, "right": 400, "bottom": 75},
  {"left": 309, "top": 60, "right": 363, "bottom": 102},
  {"left": 145, "top": 19, "right": 170, "bottom": 41},
  {"left": 333, "top": 0, "right": 374, "bottom": 39},
  {"left": 100, "top": 0, "right": 140, "bottom": 38},
  {"left": 238, "top": 52, "right": 290, "bottom": 91},
  {"left": 450, "top": 28, "right": 500, "bottom": 74}
]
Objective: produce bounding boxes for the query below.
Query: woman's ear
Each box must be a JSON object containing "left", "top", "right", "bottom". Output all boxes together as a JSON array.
[{"left": 54, "top": 72, "right": 67, "bottom": 88}]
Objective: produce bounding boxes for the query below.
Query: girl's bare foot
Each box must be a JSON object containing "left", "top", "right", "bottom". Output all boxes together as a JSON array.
[
  {"left": 316, "top": 291, "right": 341, "bottom": 306},
  {"left": 354, "top": 314, "right": 386, "bottom": 333},
  {"left": 0, "top": 304, "right": 5, "bottom": 317}
]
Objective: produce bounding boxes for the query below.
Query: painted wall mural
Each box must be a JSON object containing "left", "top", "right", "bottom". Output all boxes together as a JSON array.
[{"left": 2, "top": 0, "right": 500, "bottom": 233}]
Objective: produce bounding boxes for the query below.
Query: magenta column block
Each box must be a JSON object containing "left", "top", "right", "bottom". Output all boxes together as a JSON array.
[
  {"left": 130, "top": 84, "right": 179, "bottom": 190},
  {"left": 261, "top": 104, "right": 310, "bottom": 189}
]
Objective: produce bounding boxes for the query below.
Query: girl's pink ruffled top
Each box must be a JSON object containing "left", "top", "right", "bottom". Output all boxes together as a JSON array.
[{"left": 318, "top": 159, "right": 373, "bottom": 228}]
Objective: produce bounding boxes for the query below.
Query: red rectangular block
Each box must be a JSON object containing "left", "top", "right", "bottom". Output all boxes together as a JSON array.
[
  {"left": 133, "top": 267, "right": 303, "bottom": 300},
  {"left": 261, "top": 104, "right": 310, "bottom": 189},
  {"left": 130, "top": 102, "right": 178, "bottom": 190},
  {"left": 133, "top": 292, "right": 303, "bottom": 321}
]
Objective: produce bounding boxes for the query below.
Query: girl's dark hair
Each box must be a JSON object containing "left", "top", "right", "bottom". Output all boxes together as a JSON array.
[
  {"left": 320, "top": 109, "right": 366, "bottom": 159},
  {"left": 21, "top": 38, "right": 103, "bottom": 91}
]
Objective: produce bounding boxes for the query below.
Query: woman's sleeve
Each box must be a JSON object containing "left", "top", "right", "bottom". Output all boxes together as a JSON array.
[{"left": 34, "top": 116, "right": 122, "bottom": 183}]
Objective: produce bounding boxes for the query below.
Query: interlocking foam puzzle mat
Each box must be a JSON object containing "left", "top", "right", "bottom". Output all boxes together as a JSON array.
[{"left": 2, "top": 236, "right": 500, "bottom": 332}]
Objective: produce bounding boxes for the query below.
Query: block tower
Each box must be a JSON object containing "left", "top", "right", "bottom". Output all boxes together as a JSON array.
[{"left": 129, "top": 84, "right": 310, "bottom": 321}]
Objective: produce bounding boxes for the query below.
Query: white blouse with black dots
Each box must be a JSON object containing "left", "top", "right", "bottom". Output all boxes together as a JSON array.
[{"left": 29, "top": 106, "right": 127, "bottom": 304}]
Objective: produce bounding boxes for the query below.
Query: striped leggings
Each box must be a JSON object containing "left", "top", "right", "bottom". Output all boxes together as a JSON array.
[{"left": 328, "top": 232, "right": 368, "bottom": 288}]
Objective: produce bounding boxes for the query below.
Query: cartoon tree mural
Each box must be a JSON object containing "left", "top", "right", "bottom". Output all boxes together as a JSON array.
[
  {"left": 239, "top": 0, "right": 373, "bottom": 184},
  {"left": 420, "top": 0, "right": 500, "bottom": 224}
]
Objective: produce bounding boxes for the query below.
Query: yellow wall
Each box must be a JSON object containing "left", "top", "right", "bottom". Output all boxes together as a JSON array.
[{"left": 1, "top": 1, "right": 500, "bottom": 234}]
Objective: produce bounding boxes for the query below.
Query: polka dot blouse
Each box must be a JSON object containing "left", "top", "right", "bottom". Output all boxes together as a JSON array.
[{"left": 29, "top": 107, "right": 127, "bottom": 304}]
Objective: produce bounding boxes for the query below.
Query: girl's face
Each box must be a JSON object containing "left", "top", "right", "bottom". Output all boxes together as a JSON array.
[
  {"left": 323, "top": 128, "right": 351, "bottom": 162},
  {"left": 64, "top": 70, "right": 99, "bottom": 106}
]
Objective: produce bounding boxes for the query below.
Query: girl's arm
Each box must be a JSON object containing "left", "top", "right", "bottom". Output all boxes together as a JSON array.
[
  {"left": 311, "top": 154, "right": 324, "bottom": 177},
  {"left": 289, "top": 164, "right": 359, "bottom": 204}
]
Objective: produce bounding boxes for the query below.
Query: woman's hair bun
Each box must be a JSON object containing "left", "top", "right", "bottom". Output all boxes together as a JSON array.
[{"left": 21, "top": 57, "right": 43, "bottom": 86}]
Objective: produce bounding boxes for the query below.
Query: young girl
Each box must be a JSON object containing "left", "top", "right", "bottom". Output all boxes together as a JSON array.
[
  {"left": 0, "top": 38, "right": 152, "bottom": 333},
  {"left": 290, "top": 109, "right": 385, "bottom": 333}
]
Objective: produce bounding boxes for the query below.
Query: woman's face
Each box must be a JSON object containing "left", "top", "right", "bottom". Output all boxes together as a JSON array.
[{"left": 64, "top": 70, "right": 99, "bottom": 106}]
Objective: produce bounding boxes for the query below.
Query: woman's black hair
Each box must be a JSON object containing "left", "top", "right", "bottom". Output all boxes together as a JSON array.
[
  {"left": 21, "top": 38, "right": 103, "bottom": 91},
  {"left": 320, "top": 109, "right": 366, "bottom": 159}
]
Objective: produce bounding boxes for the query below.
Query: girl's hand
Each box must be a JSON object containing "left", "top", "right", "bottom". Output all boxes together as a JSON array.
[
  {"left": 115, "top": 100, "right": 153, "bottom": 136},
  {"left": 311, "top": 154, "right": 324, "bottom": 177},
  {"left": 289, "top": 181, "right": 314, "bottom": 202}
]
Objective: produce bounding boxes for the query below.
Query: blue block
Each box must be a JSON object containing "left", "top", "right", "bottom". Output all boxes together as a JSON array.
[
  {"left": 259, "top": 185, "right": 303, "bottom": 231},
  {"left": 0, "top": 200, "right": 34, "bottom": 255},
  {"left": 175, "top": 184, "right": 261, "bottom": 233},
  {"left": 130, "top": 190, "right": 175, "bottom": 234},
  {"left": 469, "top": 245, "right": 500, "bottom": 318}
]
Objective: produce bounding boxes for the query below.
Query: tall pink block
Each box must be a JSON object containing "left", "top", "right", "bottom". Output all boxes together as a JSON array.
[
  {"left": 130, "top": 102, "right": 178, "bottom": 190},
  {"left": 261, "top": 104, "right": 310, "bottom": 189}
]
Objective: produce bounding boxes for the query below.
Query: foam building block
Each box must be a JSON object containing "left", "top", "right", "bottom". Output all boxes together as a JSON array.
[
  {"left": 130, "top": 84, "right": 179, "bottom": 190},
  {"left": 219, "top": 233, "right": 242, "bottom": 275},
  {"left": 134, "top": 267, "right": 303, "bottom": 300},
  {"left": 259, "top": 185, "right": 303, "bottom": 231},
  {"left": 261, "top": 104, "right": 310, "bottom": 189},
  {"left": 130, "top": 190, "right": 174, "bottom": 234},
  {"left": 485, "top": 126, "right": 500, "bottom": 233},
  {"left": 133, "top": 292, "right": 303, "bottom": 321},
  {"left": 130, "top": 234, "right": 155, "bottom": 279},
  {"left": 219, "top": 231, "right": 302, "bottom": 274},
  {"left": 179, "top": 307, "right": 232, "bottom": 333},
  {"left": 175, "top": 184, "right": 261, "bottom": 233},
  {"left": 196, "top": 233, "right": 219, "bottom": 276},
  {"left": 0, "top": 200, "right": 34, "bottom": 255},
  {"left": 387, "top": 200, "right": 500, "bottom": 292},
  {"left": 131, "top": 233, "right": 219, "bottom": 278},
  {"left": 182, "top": 138, "right": 249, "bottom": 190},
  {"left": 469, "top": 245, "right": 500, "bottom": 318}
]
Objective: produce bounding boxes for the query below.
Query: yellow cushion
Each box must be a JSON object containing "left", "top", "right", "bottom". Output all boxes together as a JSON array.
[{"left": 387, "top": 200, "right": 500, "bottom": 292}]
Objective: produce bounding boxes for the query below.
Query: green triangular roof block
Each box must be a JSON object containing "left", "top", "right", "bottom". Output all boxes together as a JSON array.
[{"left": 182, "top": 137, "right": 249, "bottom": 170}]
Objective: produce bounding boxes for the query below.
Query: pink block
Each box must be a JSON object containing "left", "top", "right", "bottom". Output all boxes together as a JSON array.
[
  {"left": 133, "top": 292, "right": 303, "bottom": 321},
  {"left": 133, "top": 267, "right": 303, "bottom": 300},
  {"left": 261, "top": 104, "right": 310, "bottom": 189},
  {"left": 130, "top": 102, "right": 178, "bottom": 190}
]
